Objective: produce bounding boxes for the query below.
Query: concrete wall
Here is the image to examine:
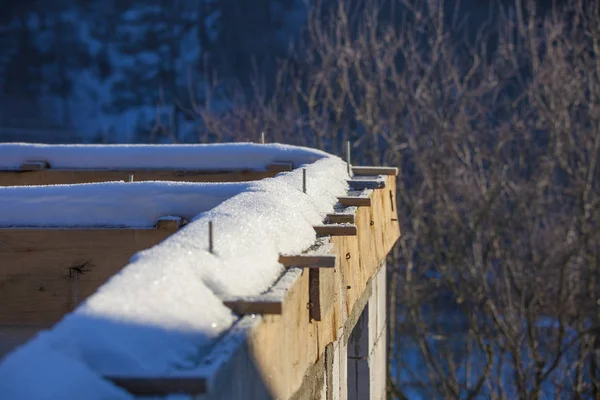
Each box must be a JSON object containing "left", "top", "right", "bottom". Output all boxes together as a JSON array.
[
  {"left": 294, "top": 261, "right": 387, "bottom": 400},
  {"left": 347, "top": 260, "right": 386, "bottom": 400},
  {"left": 196, "top": 262, "right": 388, "bottom": 400}
]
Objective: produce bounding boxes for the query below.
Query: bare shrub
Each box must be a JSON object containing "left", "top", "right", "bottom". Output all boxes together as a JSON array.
[{"left": 183, "top": 0, "right": 600, "bottom": 397}]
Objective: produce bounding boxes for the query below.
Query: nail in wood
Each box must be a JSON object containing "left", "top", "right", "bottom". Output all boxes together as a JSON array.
[
  {"left": 346, "top": 141, "right": 352, "bottom": 176},
  {"left": 302, "top": 168, "right": 307, "bottom": 194},
  {"left": 209, "top": 220, "right": 214, "bottom": 254}
]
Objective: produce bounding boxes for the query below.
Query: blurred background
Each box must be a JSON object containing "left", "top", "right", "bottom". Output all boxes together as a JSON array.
[
  {"left": 0, "top": 0, "right": 308, "bottom": 144},
  {"left": 7, "top": 1, "right": 600, "bottom": 399}
]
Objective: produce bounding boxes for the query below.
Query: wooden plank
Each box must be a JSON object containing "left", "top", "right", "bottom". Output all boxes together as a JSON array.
[
  {"left": 313, "top": 224, "right": 357, "bottom": 236},
  {"left": 105, "top": 315, "right": 263, "bottom": 397},
  {"left": 223, "top": 268, "right": 302, "bottom": 315},
  {"left": 0, "top": 228, "right": 173, "bottom": 326},
  {"left": 155, "top": 216, "right": 186, "bottom": 231},
  {"left": 106, "top": 376, "right": 206, "bottom": 396},
  {"left": 19, "top": 161, "right": 49, "bottom": 171},
  {"left": 337, "top": 196, "right": 372, "bottom": 207},
  {"left": 308, "top": 269, "right": 321, "bottom": 321},
  {"left": 239, "top": 172, "right": 402, "bottom": 400},
  {"left": 0, "top": 326, "right": 40, "bottom": 358},
  {"left": 224, "top": 299, "right": 283, "bottom": 315},
  {"left": 278, "top": 255, "right": 336, "bottom": 268},
  {"left": 326, "top": 213, "right": 355, "bottom": 224},
  {"left": 348, "top": 177, "right": 386, "bottom": 190},
  {"left": 351, "top": 166, "right": 398, "bottom": 176},
  {"left": 0, "top": 169, "right": 277, "bottom": 186},
  {"left": 266, "top": 162, "right": 293, "bottom": 173}
]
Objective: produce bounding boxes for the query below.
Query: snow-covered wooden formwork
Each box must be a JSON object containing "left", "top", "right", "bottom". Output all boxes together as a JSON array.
[
  {"left": 0, "top": 143, "right": 311, "bottom": 185},
  {"left": 0, "top": 143, "right": 400, "bottom": 399}
]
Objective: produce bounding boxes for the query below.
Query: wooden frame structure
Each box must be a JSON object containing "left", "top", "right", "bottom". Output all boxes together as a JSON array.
[
  {"left": 0, "top": 161, "right": 295, "bottom": 186},
  {"left": 0, "top": 161, "right": 400, "bottom": 399},
  {"left": 103, "top": 173, "right": 400, "bottom": 398}
]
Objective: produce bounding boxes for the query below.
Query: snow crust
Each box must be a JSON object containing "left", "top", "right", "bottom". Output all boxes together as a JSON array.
[
  {"left": 0, "top": 154, "right": 349, "bottom": 399},
  {"left": 0, "top": 181, "right": 249, "bottom": 227},
  {"left": 0, "top": 142, "right": 330, "bottom": 170}
]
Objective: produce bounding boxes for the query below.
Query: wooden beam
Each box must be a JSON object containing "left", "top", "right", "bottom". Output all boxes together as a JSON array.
[
  {"left": 0, "top": 169, "right": 278, "bottom": 186},
  {"left": 351, "top": 166, "right": 398, "bottom": 176},
  {"left": 0, "top": 227, "right": 175, "bottom": 326},
  {"left": 224, "top": 299, "right": 283, "bottom": 315},
  {"left": 106, "top": 376, "right": 206, "bottom": 396},
  {"left": 278, "top": 255, "right": 336, "bottom": 268},
  {"left": 155, "top": 216, "right": 186, "bottom": 231},
  {"left": 313, "top": 224, "right": 357, "bottom": 236},
  {"left": 223, "top": 268, "right": 301, "bottom": 315},
  {"left": 19, "top": 161, "right": 49, "bottom": 171},
  {"left": 326, "top": 213, "right": 355, "bottom": 224},
  {"left": 309, "top": 269, "right": 321, "bottom": 321},
  {"left": 348, "top": 177, "right": 386, "bottom": 190},
  {"left": 266, "top": 162, "right": 293, "bottom": 173},
  {"left": 337, "top": 196, "right": 371, "bottom": 207}
]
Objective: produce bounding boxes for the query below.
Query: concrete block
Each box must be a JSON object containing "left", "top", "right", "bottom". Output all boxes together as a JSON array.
[
  {"left": 376, "top": 262, "right": 387, "bottom": 338},
  {"left": 369, "top": 329, "right": 387, "bottom": 400},
  {"left": 348, "top": 358, "right": 370, "bottom": 400},
  {"left": 320, "top": 365, "right": 328, "bottom": 400},
  {"left": 368, "top": 273, "right": 378, "bottom": 356},
  {"left": 348, "top": 305, "right": 369, "bottom": 359},
  {"left": 339, "top": 335, "right": 348, "bottom": 400},
  {"left": 331, "top": 341, "right": 340, "bottom": 400}
]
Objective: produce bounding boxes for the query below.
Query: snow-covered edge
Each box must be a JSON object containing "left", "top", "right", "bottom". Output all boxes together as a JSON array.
[
  {"left": 0, "top": 142, "right": 331, "bottom": 170},
  {"left": 0, "top": 155, "right": 349, "bottom": 399}
]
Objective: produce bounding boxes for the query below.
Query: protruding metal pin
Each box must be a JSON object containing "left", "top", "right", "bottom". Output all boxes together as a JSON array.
[
  {"left": 209, "top": 220, "right": 214, "bottom": 254},
  {"left": 346, "top": 141, "right": 352, "bottom": 176},
  {"left": 303, "top": 168, "right": 307, "bottom": 194}
]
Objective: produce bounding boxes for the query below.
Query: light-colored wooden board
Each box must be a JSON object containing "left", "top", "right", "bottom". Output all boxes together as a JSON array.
[
  {"left": 0, "top": 227, "right": 175, "bottom": 326},
  {"left": 245, "top": 172, "right": 401, "bottom": 399},
  {"left": 351, "top": 166, "right": 398, "bottom": 176},
  {"left": 0, "top": 169, "right": 278, "bottom": 186},
  {"left": 313, "top": 224, "right": 357, "bottom": 236},
  {"left": 2, "top": 164, "right": 401, "bottom": 400},
  {"left": 248, "top": 270, "right": 319, "bottom": 399}
]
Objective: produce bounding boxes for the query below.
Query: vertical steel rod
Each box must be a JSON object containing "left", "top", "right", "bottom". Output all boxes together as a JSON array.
[
  {"left": 346, "top": 141, "right": 352, "bottom": 176},
  {"left": 302, "top": 168, "right": 307, "bottom": 194},
  {"left": 209, "top": 221, "right": 214, "bottom": 254}
]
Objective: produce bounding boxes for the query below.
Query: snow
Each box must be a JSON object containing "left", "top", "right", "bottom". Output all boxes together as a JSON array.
[
  {"left": 0, "top": 181, "right": 249, "bottom": 228},
  {"left": 0, "top": 154, "right": 349, "bottom": 398},
  {"left": 0, "top": 142, "right": 330, "bottom": 170},
  {"left": 0, "top": 338, "right": 131, "bottom": 400}
]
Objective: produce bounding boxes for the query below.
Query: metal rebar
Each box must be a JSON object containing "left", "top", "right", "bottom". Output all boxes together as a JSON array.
[
  {"left": 346, "top": 140, "right": 352, "bottom": 176},
  {"left": 209, "top": 220, "right": 214, "bottom": 254},
  {"left": 302, "top": 168, "right": 307, "bottom": 194}
]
